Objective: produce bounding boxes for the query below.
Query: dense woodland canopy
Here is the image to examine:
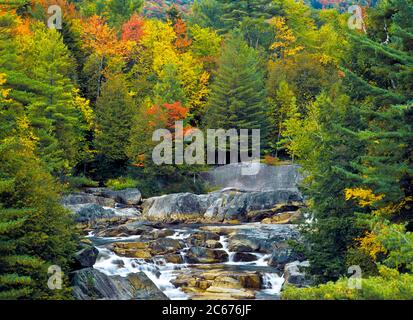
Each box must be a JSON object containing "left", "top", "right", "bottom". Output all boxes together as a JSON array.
[{"left": 0, "top": 0, "right": 412, "bottom": 299}]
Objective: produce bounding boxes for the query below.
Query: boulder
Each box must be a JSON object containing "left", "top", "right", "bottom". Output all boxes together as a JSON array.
[
  {"left": 112, "top": 242, "right": 152, "bottom": 259},
  {"left": 84, "top": 187, "right": 142, "bottom": 205},
  {"left": 71, "top": 268, "right": 168, "bottom": 300},
  {"left": 284, "top": 260, "right": 312, "bottom": 288},
  {"left": 149, "top": 238, "right": 184, "bottom": 255},
  {"left": 268, "top": 246, "right": 300, "bottom": 269},
  {"left": 62, "top": 193, "right": 115, "bottom": 207},
  {"left": 143, "top": 189, "right": 303, "bottom": 222},
  {"left": 233, "top": 252, "right": 258, "bottom": 262},
  {"left": 227, "top": 224, "right": 300, "bottom": 253},
  {"left": 72, "top": 204, "right": 116, "bottom": 222},
  {"left": 101, "top": 188, "right": 142, "bottom": 206},
  {"left": 164, "top": 254, "right": 184, "bottom": 264},
  {"left": 188, "top": 232, "right": 220, "bottom": 247},
  {"left": 74, "top": 245, "right": 99, "bottom": 269},
  {"left": 186, "top": 247, "right": 228, "bottom": 264}
]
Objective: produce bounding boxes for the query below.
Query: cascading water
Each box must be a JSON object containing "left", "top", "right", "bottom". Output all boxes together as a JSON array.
[
  {"left": 93, "top": 240, "right": 189, "bottom": 300},
  {"left": 261, "top": 273, "right": 284, "bottom": 295},
  {"left": 90, "top": 226, "right": 285, "bottom": 300}
]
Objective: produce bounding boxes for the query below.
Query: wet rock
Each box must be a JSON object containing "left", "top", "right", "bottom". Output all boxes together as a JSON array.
[
  {"left": 74, "top": 245, "right": 99, "bottom": 269},
  {"left": 112, "top": 242, "right": 152, "bottom": 259},
  {"left": 188, "top": 232, "right": 220, "bottom": 247},
  {"left": 227, "top": 224, "right": 300, "bottom": 253},
  {"left": 141, "top": 228, "right": 175, "bottom": 240},
  {"left": 71, "top": 268, "right": 168, "bottom": 300},
  {"left": 164, "top": 254, "right": 184, "bottom": 264},
  {"left": 171, "top": 269, "right": 260, "bottom": 300},
  {"left": 186, "top": 247, "right": 229, "bottom": 264},
  {"left": 205, "top": 240, "right": 223, "bottom": 249},
  {"left": 112, "top": 259, "right": 125, "bottom": 268},
  {"left": 228, "top": 239, "right": 259, "bottom": 252},
  {"left": 149, "top": 238, "right": 184, "bottom": 255},
  {"left": 284, "top": 260, "right": 312, "bottom": 288},
  {"left": 233, "top": 252, "right": 258, "bottom": 262}
]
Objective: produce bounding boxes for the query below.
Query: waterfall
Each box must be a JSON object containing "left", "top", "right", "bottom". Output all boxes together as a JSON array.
[{"left": 262, "top": 273, "right": 284, "bottom": 295}]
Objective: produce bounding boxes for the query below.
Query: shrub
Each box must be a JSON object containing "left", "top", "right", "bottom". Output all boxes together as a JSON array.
[
  {"left": 106, "top": 177, "right": 139, "bottom": 190},
  {"left": 282, "top": 266, "right": 413, "bottom": 300},
  {"left": 66, "top": 175, "right": 99, "bottom": 190}
]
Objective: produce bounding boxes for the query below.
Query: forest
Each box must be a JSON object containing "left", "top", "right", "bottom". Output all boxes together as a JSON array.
[{"left": 0, "top": 0, "right": 412, "bottom": 300}]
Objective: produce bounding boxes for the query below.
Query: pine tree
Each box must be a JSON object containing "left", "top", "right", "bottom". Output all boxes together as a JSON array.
[
  {"left": 0, "top": 117, "right": 77, "bottom": 299},
  {"left": 205, "top": 32, "right": 268, "bottom": 149},
  {"left": 0, "top": 13, "right": 90, "bottom": 176},
  {"left": 94, "top": 74, "right": 135, "bottom": 179},
  {"left": 218, "top": 0, "right": 277, "bottom": 31}
]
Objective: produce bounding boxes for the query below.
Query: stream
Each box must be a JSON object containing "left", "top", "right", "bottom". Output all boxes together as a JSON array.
[{"left": 87, "top": 225, "right": 285, "bottom": 300}]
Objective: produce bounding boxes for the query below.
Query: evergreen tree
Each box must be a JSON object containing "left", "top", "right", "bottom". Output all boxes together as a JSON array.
[
  {"left": 218, "top": 0, "right": 277, "bottom": 31},
  {"left": 0, "top": 117, "right": 77, "bottom": 299},
  {"left": 205, "top": 32, "right": 268, "bottom": 151},
  {"left": 0, "top": 14, "right": 90, "bottom": 176},
  {"left": 94, "top": 74, "right": 135, "bottom": 179}
]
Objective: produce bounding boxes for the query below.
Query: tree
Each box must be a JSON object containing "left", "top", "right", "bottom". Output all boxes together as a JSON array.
[
  {"left": 1, "top": 13, "right": 90, "bottom": 176},
  {"left": 218, "top": 0, "right": 277, "bottom": 31},
  {"left": 283, "top": 92, "right": 366, "bottom": 283},
  {"left": 267, "top": 80, "right": 297, "bottom": 158},
  {"left": 205, "top": 32, "right": 268, "bottom": 148},
  {"left": 0, "top": 117, "right": 77, "bottom": 299},
  {"left": 94, "top": 74, "right": 135, "bottom": 179},
  {"left": 121, "top": 13, "right": 145, "bottom": 43}
]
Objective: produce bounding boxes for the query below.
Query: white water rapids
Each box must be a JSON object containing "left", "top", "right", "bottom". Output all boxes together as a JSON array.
[{"left": 91, "top": 230, "right": 284, "bottom": 300}]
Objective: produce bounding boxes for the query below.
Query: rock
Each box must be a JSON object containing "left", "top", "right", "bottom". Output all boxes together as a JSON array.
[
  {"left": 186, "top": 247, "right": 229, "bottom": 264},
  {"left": 205, "top": 240, "right": 223, "bottom": 249},
  {"left": 164, "top": 254, "right": 184, "bottom": 264},
  {"left": 143, "top": 193, "right": 210, "bottom": 221},
  {"left": 62, "top": 193, "right": 115, "bottom": 207},
  {"left": 85, "top": 188, "right": 142, "bottom": 206},
  {"left": 260, "top": 211, "right": 302, "bottom": 224},
  {"left": 141, "top": 228, "right": 175, "bottom": 240},
  {"left": 149, "top": 238, "right": 184, "bottom": 255},
  {"left": 71, "top": 268, "right": 168, "bottom": 300},
  {"left": 200, "top": 163, "right": 302, "bottom": 193},
  {"left": 171, "top": 269, "right": 260, "bottom": 300},
  {"left": 74, "top": 246, "right": 99, "bottom": 269},
  {"left": 72, "top": 204, "right": 116, "bottom": 222},
  {"left": 188, "top": 232, "right": 220, "bottom": 247},
  {"left": 112, "top": 242, "right": 152, "bottom": 259},
  {"left": 227, "top": 224, "right": 300, "bottom": 253},
  {"left": 228, "top": 239, "right": 259, "bottom": 252},
  {"left": 284, "top": 260, "right": 312, "bottom": 288},
  {"left": 102, "top": 188, "right": 142, "bottom": 206},
  {"left": 233, "top": 252, "right": 258, "bottom": 262},
  {"left": 143, "top": 189, "right": 303, "bottom": 222},
  {"left": 268, "top": 246, "right": 300, "bottom": 269}
]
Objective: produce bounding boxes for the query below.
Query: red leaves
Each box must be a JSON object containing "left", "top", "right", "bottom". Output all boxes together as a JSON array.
[
  {"left": 163, "top": 101, "right": 188, "bottom": 127},
  {"left": 146, "top": 101, "right": 188, "bottom": 129},
  {"left": 121, "top": 14, "right": 145, "bottom": 43},
  {"left": 173, "top": 18, "right": 192, "bottom": 51}
]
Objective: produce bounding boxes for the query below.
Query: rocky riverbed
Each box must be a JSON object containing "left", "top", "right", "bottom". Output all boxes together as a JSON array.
[{"left": 67, "top": 164, "right": 312, "bottom": 300}]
